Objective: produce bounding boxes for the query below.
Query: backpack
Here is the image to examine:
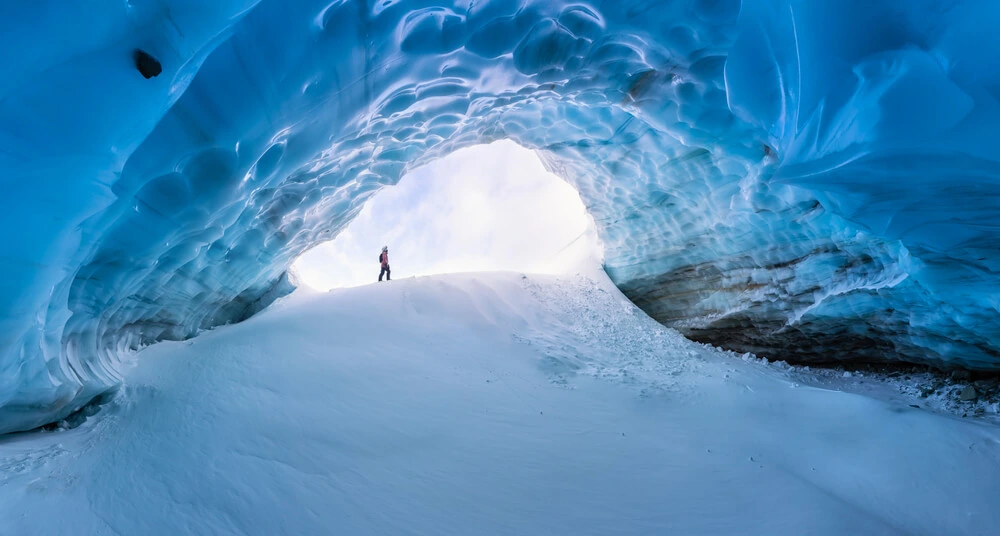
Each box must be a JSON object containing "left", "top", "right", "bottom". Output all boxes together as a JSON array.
[{"left": 377, "top": 253, "right": 382, "bottom": 263}]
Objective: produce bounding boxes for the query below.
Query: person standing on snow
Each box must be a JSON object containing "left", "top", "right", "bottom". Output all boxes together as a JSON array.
[{"left": 378, "top": 246, "right": 391, "bottom": 282}]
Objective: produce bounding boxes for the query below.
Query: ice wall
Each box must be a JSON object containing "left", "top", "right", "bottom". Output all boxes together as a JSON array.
[{"left": 1, "top": 0, "right": 999, "bottom": 433}]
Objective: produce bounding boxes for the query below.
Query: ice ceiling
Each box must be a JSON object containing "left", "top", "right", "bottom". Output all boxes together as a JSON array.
[{"left": 1, "top": 0, "right": 999, "bottom": 433}]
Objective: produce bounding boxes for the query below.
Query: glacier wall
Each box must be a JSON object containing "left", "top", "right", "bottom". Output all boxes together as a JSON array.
[{"left": 1, "top": 0, "right": 999, "bottom": 433}]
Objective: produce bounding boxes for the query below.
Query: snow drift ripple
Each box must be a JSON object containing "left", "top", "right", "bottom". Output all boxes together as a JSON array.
[{"left": 1, "top": 0, "right": 999, "bottom": 432}]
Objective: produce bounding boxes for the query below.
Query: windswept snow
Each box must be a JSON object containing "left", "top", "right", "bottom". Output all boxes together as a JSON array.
[{"left": 2, "top": 273, "right": 997, "bottom": 535}]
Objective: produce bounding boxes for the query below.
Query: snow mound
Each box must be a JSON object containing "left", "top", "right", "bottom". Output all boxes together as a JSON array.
[{"left": 1, "top": 273, "right": 998, "bottom": 535}]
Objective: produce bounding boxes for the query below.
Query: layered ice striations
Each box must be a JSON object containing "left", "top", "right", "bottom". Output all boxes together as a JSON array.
[{"left": 1, "top": 0, "right": 999, "bottom": 432}]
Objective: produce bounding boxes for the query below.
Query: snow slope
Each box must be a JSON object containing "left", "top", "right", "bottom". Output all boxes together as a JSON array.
[{"left": 2, "top": 273, "right": 997, "bottom": 535}]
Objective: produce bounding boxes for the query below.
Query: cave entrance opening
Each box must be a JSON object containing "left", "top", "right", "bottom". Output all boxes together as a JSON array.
[{"left": 291, "top": 140, "right": 603, "bottom": 291}]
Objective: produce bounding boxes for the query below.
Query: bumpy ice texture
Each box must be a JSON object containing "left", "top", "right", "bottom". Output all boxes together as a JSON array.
[{"left": 1, "top": 0, "right": 999, "bottom": 433}]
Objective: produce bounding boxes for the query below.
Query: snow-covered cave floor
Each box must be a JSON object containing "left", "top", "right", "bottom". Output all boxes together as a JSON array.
[{"left": 2, "top": 272, "right": 999, "bottom": 535}]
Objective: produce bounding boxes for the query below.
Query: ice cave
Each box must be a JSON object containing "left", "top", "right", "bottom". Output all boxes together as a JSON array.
[{"left": 2, "top": 1, "right": 1000, "bottom": 534}]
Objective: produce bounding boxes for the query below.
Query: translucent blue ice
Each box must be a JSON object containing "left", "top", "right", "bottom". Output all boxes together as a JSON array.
[{"left": 1, "top": 0, "right": 999, "bottom": 432}]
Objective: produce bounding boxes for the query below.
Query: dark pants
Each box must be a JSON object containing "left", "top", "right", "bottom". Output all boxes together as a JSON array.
[{"left": 379, "top": 264, "right": 390, "bottom": 281}]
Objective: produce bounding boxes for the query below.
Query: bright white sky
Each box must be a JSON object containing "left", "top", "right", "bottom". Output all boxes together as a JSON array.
[{"left": 292, "top": 141, "right": 603, "bottom": 291}]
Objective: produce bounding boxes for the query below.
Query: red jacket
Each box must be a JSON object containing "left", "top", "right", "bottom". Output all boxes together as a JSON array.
[{"left": 380, "top": 251, "right": 389, "bottom": 267}]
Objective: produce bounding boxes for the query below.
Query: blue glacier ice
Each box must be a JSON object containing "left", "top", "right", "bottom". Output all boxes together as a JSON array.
[{"left": 1, "top": 0, "right": 1000, "bottom": 433}]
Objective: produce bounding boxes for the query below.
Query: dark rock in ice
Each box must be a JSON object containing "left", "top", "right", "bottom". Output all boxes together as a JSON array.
[
  {"left": 134, "top": 49, "right": 162, "bottom": 79},
  {"left": 951, "top": 369, "right": 972, "bottom": 382}
]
